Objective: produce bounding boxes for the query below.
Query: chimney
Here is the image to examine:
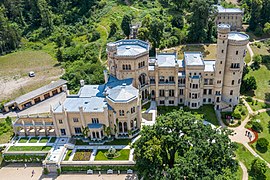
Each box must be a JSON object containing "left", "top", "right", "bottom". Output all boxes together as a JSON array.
[
  {"left": 104, "top": 70, "right": 108, "bottom": 83},
  {"left": 80, "top": 80, "right": 85, "bottom": 87}
]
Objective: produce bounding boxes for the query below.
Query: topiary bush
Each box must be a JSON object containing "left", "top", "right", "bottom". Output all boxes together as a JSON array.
[
  {"left": 257, "top": 138, "right": 269, "bottom": 149},
  {"left": 251, "top": 121, "right": 263, "bottom": 133}
]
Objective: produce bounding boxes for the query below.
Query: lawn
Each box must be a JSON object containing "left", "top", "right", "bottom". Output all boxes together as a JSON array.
[
  {"left": 39, "top": 137, "right": 50, "bottom": 143},
  {"left": 0, "top": 118, "right": 14, "bottom": 144},
  {"left": 247, "top": 100, "right": 270, "bottom": 111},
  {"left": 29, "top": 137, "right": 39, "bottom": 143},
  {"left": 8, "top": 146, "right": 52, "bottom": 152},
  {"left": 249, "top": 112, "right": 270, "bottom": 163},
  {"left": 72, "top": 149, "right": 91, "bottom": 161},
  {"left": 244, "top": 50, "right": 251, "bottom": 64},
  {"left": 246, "top": 65, "right": 270, "bottom": 101},
  {"left": 250, "top": 42, "right": 270, "bottom": 56},
  {"left": 104, "top": 139, "right": 131, "bottom": 145},
  {"left": 162, "top": 44, "right": 217, "bottom": 60},
  {"left": 95, "top": 149, "right": 130, "bottom": 161},
  {"left": 0, "top": 50, "right": 62, "bottom": 101},
  {"left": 64, "top": 149, "right": 73, "bottom": 161},
  {"left": 18, "top": 137, "right": 29, "bottom": 143},
  {"left": 235, "top": 143, "right": 270, "bottom": 179},
  {"left": 49, "top": 137, "right": 57, "bottom": 143}
]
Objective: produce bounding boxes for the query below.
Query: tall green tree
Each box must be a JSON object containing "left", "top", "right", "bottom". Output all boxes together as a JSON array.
[
  {"left": 37, "top": 0, "right": 53, "bottom": 33},
  {"left": 188, "top": 0, "right": 214, "bottom": 43},
  {"left": 121, "top": 14, "right": 131, "bottom": 38},
  {"left": 249, "top": 0, "right": 263, "bottom": 31},
  {"left": 250, "top": 158, "right": 267, "bottom": 179},
  {"left": 133, "top": 110, "right": 238, "bottom": 179}
]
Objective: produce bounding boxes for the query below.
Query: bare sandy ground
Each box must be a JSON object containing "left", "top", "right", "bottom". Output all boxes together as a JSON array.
[
  {"left": 0, "top": 74, "right": 61, "bottom": 102},
  {"left": 0, "top": 164, "right": 136, "bottom": 180}
]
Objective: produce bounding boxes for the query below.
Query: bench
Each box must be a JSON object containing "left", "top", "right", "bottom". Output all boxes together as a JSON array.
[
  {"left": 107, "top": 169, "right": 113, "bottom": 174},
  {"left": 87, "top": 169, "right": 93, "bottom": 174},
  {"left": 127, "top": 169, "right": 133, "bottom": 174}
]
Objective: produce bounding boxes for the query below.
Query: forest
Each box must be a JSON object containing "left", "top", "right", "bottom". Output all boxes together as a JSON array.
[{"left": 0, "top": 0, "right": 270, "bottom": 91}]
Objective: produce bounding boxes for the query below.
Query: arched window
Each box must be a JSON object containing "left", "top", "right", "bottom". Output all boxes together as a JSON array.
[
  {"left": 151, "top": 90, "right": 155, "bottom": 96},
  {"left": 124, "top": 122, "right": 128, "bottom": 132},
  {"left": 123, "top": 65, "right": 125, "bottom": 70},
  {"left": 128, "top": 64, "right": 131, "bottom": 70},
  {"left": 119, "top": 122, "right": 123, "bottom": 132},
  {"left": 232, "top": 80, "right": 234, "bottom": 85},
  {"left": 92, "top": 132, "right": 96, "bottom": 138},
  {"left": 119, "top": 110, "right": 124, "bottom": 116},
  {"left": 139, "top": 73, "right": 146, "bottom": 86},
  {"left": 142, "top": 61, "right": 145, "bottom": 67},
  {"left": 130, "top": 120, "right": 134, "bottom": 129}
]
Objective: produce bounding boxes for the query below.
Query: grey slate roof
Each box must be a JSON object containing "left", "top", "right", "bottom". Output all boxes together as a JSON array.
[
  {"left": 215, "top": 5, "right": 243, "bottom": 13},
  {"left": 204, "top": 60, "right": 216, "bottom": 72},
  {"left": 184, "top": 52, "right": 204, "bottom": 66},
  {"left": 6, "top": 79, "right": 67, "bottom": 106},
  {"left": 156, "top": 53, "right": 177, "bottom": 67},
  {"left": 112, "top": 39, "right": 149, "bottom": 56},
  {"left": 107, "top": 84, "right": 138, "bottom": 103},
  {"left": 228, "top": 32, "right": 249, "bottom": 41}
]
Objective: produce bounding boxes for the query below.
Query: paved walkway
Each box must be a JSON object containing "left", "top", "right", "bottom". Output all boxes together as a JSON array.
[
  {"left": 247, "top": 43, "right": 254, "bottom": 66},
  {"left": 142, "top": 101, "right": 157, "bottom": 126},
  {"left": 239, "top": 161, "right": 248, "bottom": 180}
]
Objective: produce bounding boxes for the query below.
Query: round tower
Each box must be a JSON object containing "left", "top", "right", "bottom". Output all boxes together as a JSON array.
[
  {"left": 214, "top": 24, "right": 230, "bottom": 110},
  {"left": 106, "top": 42, "right": 117, "bottom": 76},
  {"left": 222, "top": 31, "right": 249, "bottom": 107}
]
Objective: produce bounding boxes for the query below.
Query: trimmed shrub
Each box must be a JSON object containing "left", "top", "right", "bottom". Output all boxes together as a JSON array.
[
  {"left": 257, "top": 138, "right": 269, "bottom": 149},
  {"left": 246, "top": 96, "right": 253, "bottom": 102},
  {"left": 251, "top": 121, "right": 263, "bottom": 133}
]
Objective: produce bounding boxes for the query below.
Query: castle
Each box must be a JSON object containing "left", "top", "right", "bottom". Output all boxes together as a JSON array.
[{"left": 12, "top": 24, "right": 249, "bottom": 140}]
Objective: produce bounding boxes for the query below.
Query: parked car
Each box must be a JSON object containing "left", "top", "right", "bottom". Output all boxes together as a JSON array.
[{"left": 29, "top": 71, "right": 35, "bottom": 77}]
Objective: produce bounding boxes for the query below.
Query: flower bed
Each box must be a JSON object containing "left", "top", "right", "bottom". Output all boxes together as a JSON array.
[{"left": 72, "top": 149, "right": 91, "bottom": 161}]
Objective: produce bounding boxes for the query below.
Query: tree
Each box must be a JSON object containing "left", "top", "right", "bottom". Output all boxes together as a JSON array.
[
  {"left": 250, "top": 158, "right": 267, "bottom": 179},
  {"left": 241, "top": 76, "right": 257, "bottom": 93},
  {"left": 263, "top": 22, "right": 270, "bottom": 35},
  {"left": 249, "top": 0, "right": 262, "bottom": 31},
  {"left": 37, "top": 0, "right": 54, "bottom": 33},
  {"left": 257, "top": 138, "right": 269, "bottom": 149},
  {"left": 109, "top": 22, "right": 118, "bottom": 38},
  {"left": 133, "top": 110, "right": 238, "bottom": 179},
  {"left": 187, "top": 0, "right": 214, "bottom": 43},
  {"left": 121, "top": 14, "right": 131, "bottom": 38},
  {"left": 252, "top": 54, "right": 262, "bottom": 69}
]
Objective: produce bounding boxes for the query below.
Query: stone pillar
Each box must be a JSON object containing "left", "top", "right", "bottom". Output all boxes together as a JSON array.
[
  {"left": 79, "top": 106, "right": 86, "bottom": 128},
  {"left": 62, "top": 107, "right": 71, "bottom": 137},
  {"left": 50, "top": 106, "right": 60, "bottom": 137}
]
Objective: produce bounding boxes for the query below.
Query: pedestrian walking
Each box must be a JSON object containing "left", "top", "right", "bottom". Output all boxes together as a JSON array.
[
  {"left": 24, "top": 164, "right": 27, "bottom": 169},
  {"left": 31, "top": 170, "right": 35, "bottom": 177}
]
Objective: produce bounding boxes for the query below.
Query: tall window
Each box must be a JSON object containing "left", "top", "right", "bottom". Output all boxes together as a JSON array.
[
  {"left": 230, "top": 90, "right": 233, "bottom": 95},
  {"left": 92, "top": 118, "right": 99, "bottom": 124},
  {"left": 169, "top": 90, "right": 174, "bottom": 97},
  {"left": 60, "top": 129, "right": 66, "bottom": 136},
  {"left": 119, "top": 110, "right": 124, "bottom": 116},
  {"left": 74, "top": 127, "right": 82, "bottom": 134},
  {"left": 169, "top": 76, "right": 174, "bottom": 82},
  {"left": 232, "top": 80, "right": 234, "bottom": 85},
  {"left": 159, "top": 90, "right": 165, "bottom": 97},
  {"left": 73, "top": 118, "right": 79, "bottom": 123},
  {"left": 159, "top": 76, "right": 165, "bottom": 82},
  {"left": 58, "top": 119, "right": 63, "bottom": 124},
  {"left": 131, "top": 107, "right": 135, "bottom": 113},
  {"left": 208, "top": 89, "right": 212, "bottom": 95},
  {"left": 179, "top": 89, "right": 184, "bottom": 95}
]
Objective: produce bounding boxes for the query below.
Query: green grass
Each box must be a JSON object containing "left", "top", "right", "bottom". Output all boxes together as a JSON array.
[
  {"left": 235, "top": 143, "right": 270, "bottom": 179},
  {"left": 104, "top": 139, "right": 131, "bottom": 145},
  {"left": 0, "top": 118, "right": 14, "bottom": 144},
  {"left": 163, "top": 44, "right": 217, "bottom": 60},
  {"left": 73, "top": 149, "right": 91, "bottom": 161},
  {"left": 29, "top": 137, "right": 39, "bottom": 143},
  {"left": 49, "top": 137, "right": 57, "bottom": 143},
  {"left": 75, "top": 139, "right": 89, "bottom": 145},
  {"left": 250, "top": 112, "right": 270, "bottom": 163},
  {"left": 64, "top": 149, "right": 73, "bottom": 161},
  {"left": 39, "top": 137, "right": 50, "bottom": 143},
  {"left": 247, "top": 101, "right": 270, "bottom": 111},
  {"left": 8, "top": 146, "right": 52, "bottom": 152},
  {"left": 250, "top": 43, "right": 270, "bottom": 56},
  {"left": 95, "top": 149, "right": 130, "bottom": 161},
  {"left": 244, "top": 50, "right": 251, "bottom": 64},
  {"left": 246, "top": 65, "right": 270, "bottom": 101},
  {"left": 18, "top": 137, "right": 29, "bottom": 143}
]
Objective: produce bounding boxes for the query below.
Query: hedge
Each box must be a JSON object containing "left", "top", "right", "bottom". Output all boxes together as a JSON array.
[
  {"left": 4, "top": 154, "right": 47, "bottom": 162},
  {"left": 61, "top": 165, "right": 136, "bottom": 172}
]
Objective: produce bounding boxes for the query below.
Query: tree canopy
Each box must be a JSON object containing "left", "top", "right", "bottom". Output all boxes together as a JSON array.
[{"left": 133, "top": 110, "right": 238, "bottom": 179}]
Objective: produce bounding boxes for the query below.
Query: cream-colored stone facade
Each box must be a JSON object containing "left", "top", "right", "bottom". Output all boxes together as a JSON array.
[
  {"left": 215, "top": 5, "right": 244, "bottom": 31},
  {"left": 107, "top": 24, "right": 249, "bottom": 111},
  {"left": 13, "top": 24, "right": 249, "bottom": 140}
]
